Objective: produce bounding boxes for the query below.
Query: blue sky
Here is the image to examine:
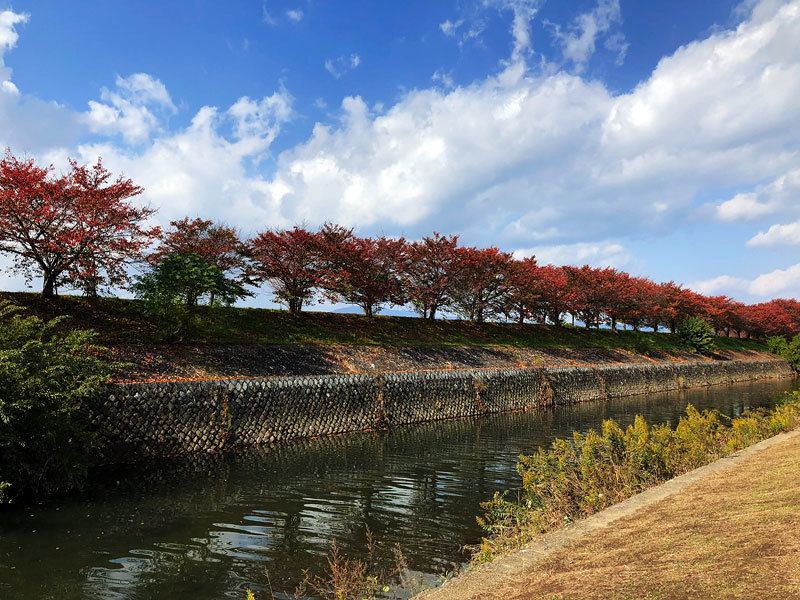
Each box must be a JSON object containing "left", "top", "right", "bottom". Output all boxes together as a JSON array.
[{"left": 1, "top": 0, "right": 799, "bottom": 307}]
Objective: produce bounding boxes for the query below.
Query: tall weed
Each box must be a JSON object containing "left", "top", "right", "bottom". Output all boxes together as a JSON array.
[{"left": 474, "top": 395, "right": 800, "bottom": 565}]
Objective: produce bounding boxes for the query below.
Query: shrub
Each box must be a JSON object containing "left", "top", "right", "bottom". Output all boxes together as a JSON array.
[
  {"left": 474, "top": 397, "right": 800, "bottom": 565},
  {"left": 767, "top": 336, "right": 789, "bottom": 355},
  {"left": 0, "top": 301, "right": 111, "bottom": 503},
  {"left": 632, "top": 334, "right": 656, "bottom": 356},
  {"left": 677, "top": 316, "right": 715, "bottom": 354},
  {"left": 133, "top": 252, "right": 246, "bottom": 339},
  {"left": 764, "top": 334, "right": 800, "bottom": 371}
]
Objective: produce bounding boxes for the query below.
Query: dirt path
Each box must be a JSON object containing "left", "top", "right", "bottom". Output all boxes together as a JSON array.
[{"left": 417, "top": 429, "right": 800, "bottom": 600}]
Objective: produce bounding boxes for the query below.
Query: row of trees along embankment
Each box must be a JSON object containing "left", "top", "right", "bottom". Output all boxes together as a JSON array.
[{"left": 1, "top": 150, "right": 799, "bottom": 340}]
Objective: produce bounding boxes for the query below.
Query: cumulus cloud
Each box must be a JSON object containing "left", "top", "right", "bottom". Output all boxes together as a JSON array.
[
  {"left": 693, "top": 265, "right": 800, "bottom": 299},
  {"left": 513, "top": 241, "right": 632, "bottom": 269},
  {"left": 2, "top": 0, "right": 800, "bottom": 300},
  {"left": 286, "top": 9, "right": 303, "bottom": 22},
  {"left": 324, "top": 54, "right": 361, "bottom": 79},
  {"left": 548, "top": 0, "right": 627, "bottom": 70},
  {"left": 748, "top": 220, "right": 800, "bottom": 246},
  {"left": 706, "top": 168, "right": 800, "bottom": 223},
  {"left": 242, "top": 0, "right": 800, "bottom": 250},
  {"left": 0, "top": 10, "right": 28, "bottom": 95},
  {"left": 61, "top": 86, "right": 295, "bottom": 231},
  {"left": 84, "top": 73, "right": 177, "bottom": 144}
]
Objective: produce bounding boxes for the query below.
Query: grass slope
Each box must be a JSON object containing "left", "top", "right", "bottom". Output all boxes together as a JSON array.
[{"left": 1, "top": 291, "right": 766, "bottom": 351}]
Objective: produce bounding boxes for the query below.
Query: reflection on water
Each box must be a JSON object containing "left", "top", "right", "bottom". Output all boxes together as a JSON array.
[{"left": 1, "top": 379, "right": 796, "bottom": 599}]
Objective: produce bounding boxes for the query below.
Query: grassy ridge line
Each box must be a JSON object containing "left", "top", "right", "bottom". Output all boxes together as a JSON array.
[{"left": 0, "top": 291, "right": 766, "bottom": 351}]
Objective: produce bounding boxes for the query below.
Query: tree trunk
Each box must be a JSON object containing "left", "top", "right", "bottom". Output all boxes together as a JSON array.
[
  {"left": 611, "top": 317, "right": 617, "bottom": 330},
  {"left": 42, "top": 274, "right": 56, "bottom": 298}
]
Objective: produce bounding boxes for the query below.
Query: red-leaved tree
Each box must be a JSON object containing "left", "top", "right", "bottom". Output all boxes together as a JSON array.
[
  {"left": 248, "top": 226, "right": 321, "bottom": 313},
  {"left": 503, "top": 256, "right": 540, "bottom": 324},
  {"left": 151, "top": 217, "right": 250, "bottom": 302},
  {"left": 317, "top": 230, "right": 408, "bottom": 318},
  {"left": 0, "top": 150, "right": 158, "bottom": 297},
  {"left": 403, "top": 232, "right": 461, "bottom": 319},
  {"left": 446, "top": 246, "right": 513, "bottom": 323},
  {"left": 532, "top": 265, "right": 574, "bottom": 326}
]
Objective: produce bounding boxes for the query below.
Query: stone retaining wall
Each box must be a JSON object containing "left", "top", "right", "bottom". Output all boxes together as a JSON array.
[{"left": 91, "top": 359, "right": 793, "bottom": 461}]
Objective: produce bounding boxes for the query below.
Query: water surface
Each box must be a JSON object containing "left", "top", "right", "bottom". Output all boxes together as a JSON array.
[{"left": 1, "top": 378, "right": 796, "bottom": 599}]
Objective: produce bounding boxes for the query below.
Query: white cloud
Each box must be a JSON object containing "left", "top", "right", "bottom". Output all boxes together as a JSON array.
[
  {"left": 513, "top": 241, "right": 632, "bottom": 269},
  {"left": 83, "top": 73, "right": 177, "bottom": 144},
  {"left": 548, "top": 0, "right": 626, "bottom": 71},
  {"left": 750, "top": 263, "right": 800, "bottom": 296},
  {"left": 0, "top": 10, "right": 28, "bottom": 95},
  {"left": 324, "top": 54, "right": 361, "bottom": 78},
  {"left": 692, "top": 265, "right": 800, "bottom": 299},
  {"left": 691, "top": 274, "right": 750, "bottom": 295},
  {"left": 432, "top": 70, "right": 455, "bottom": 88},
  {"left": 1, "top": 0, "right": 800, "bottom": 305},
  {"left": 748, "top": 220, "right": 800, "bottom": 246},
  {"left": 286, "top": 9, "right": 303, "bottom": 22},
  {"left": 439, "top": 19, "right": 463, "bottom": 36},
  {"left": 707, "top": 168, "right": 800, "bottom": 223},
  {"left": 262, "top": 2, "right": 277, "bottom": 25}
]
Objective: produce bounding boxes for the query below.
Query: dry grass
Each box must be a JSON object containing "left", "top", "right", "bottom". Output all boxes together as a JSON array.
[{"left": 477, "top": 434, "right": 800, "bottom": 600}]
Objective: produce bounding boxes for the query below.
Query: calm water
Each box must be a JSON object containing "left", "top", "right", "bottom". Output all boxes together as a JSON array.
[{"left": 1, "top": 378, "right": 796, "bottom": 600}]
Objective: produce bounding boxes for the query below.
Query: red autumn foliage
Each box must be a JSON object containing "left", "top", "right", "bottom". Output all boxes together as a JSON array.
[
  {"left": 531, "top": 265, "right": 574, "bottom": 326},
  {"left": 446, "top": 246, "right": 514, "bottom": 323},
  {"left": 151, "top": 217, "right": 251, "bottom": 301},
  {"left": 403, "top": 232, "right": 462, "bottom": 320},
  {"left": 248, "top": 226, "right": 322, "bottom": 313},
  {"left": 503, "top": 256, "right": 540, "bottom": 325},
  {"left": 0, "top": 150, "right": 158, "bottom": 297},
  {"left": 316, "top": 227, "right": 408, "bottom": 318}
]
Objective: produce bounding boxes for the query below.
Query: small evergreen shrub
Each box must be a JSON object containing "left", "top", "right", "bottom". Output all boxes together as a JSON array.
[
  {"left": 677, "top": 317, "right": 715, "bottom": 354},
  {"left": 0, "top": 301, "right": 111, "bottom": 503}
]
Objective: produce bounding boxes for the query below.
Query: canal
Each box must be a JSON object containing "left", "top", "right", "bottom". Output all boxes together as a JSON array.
[{"left": 1, "top": 378, "right": 796, "bottom": 599}]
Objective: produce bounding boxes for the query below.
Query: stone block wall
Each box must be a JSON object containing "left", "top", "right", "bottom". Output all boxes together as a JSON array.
[{"left": 90, "top": 359, "right": 793, "bottom": 462}]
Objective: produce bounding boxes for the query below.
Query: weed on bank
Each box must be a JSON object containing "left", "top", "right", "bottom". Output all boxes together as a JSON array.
[{"left": 473, "top": 393, "right": 800, "bottom": 564}]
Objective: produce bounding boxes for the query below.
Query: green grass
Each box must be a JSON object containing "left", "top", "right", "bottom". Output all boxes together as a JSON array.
[{"left": 0, "top": 291, "right": 766, "bottom": 351}]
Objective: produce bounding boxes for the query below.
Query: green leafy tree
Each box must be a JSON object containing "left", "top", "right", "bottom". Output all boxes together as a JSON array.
[
  {"left": 677, "top": 316, "right": 715, "bottom": 355},
  {"left": 133, "top": 252, "right": 246, "bottom": 338},
  {"left": 0, "top": 301, "right": 111, "bottom": 502}
]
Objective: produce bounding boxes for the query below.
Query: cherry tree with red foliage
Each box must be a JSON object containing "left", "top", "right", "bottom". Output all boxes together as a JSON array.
[
  {"left": 618, "top": 277, "right": 658, "bottom": 331},
  {"left": 530, "top": 265, "right": 574, "bottom": 326},
  {"left": 248, "top": 226, "right": 321, "bottom": 313},
  {"left": 649, "top": 282, "right": 706, "bottom": 333},
  {"left": 151, "top": 217, "right": 250, "bottom": 302},
  {"left": 564, "top": 266, "right": 634, "bottom": 329},
  {"left": 0, "top": 150, "right": 158, "bottom": 297},
  {"left": 403, "top": 232, "right": 462, "bottom": 320},
  {"left": 446, "top": 246, "right": 514, "bottom": 323},
  {"left": 317, "top": 229, "right": 408, "bottom": 318},
  {"left": 503, "top": 256, "right": 541, "bottom": 324}
]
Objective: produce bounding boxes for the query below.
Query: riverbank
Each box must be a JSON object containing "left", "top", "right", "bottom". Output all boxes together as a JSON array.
[
  {"left": 0, "top": 292, "right": 767, "bottom": 378},
  {"left": 94, "top": 358, "right": 792, "bottom": 461},
  {"left": 417, "top": 427, "right": 800, "bottom": 600}
]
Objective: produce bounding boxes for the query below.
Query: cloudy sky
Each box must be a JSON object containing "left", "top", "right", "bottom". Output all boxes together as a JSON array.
[{"left": 1, "top": 0, "right": 799, "bottom": 305}]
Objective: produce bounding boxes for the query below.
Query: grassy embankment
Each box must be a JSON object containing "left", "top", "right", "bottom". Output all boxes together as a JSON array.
[
  {"left": 469, "top": 425, "right": 800, "bottom": 600},
  {"left": 0, "top": 291, "right": 766, "bottom": 351}
]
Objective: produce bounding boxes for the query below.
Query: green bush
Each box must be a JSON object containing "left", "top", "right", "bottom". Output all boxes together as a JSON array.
[
  {"left": 474, "top": 397, "right": 800, "bottom": 564},
  {"left": 0, "top": 301, "right": 111, "bottom": 503},
  {"left": 133, "top": 252, "right": 247, "bottom": 339},
  {"left": 764, "top": 334, "right": 800, "bottom": 371},
  {"left": 677, "top": 316, "right": 715, "bottom": 354},
  {"left": 767, "top": 336, "right": 789, "bottom": 355}
]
